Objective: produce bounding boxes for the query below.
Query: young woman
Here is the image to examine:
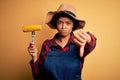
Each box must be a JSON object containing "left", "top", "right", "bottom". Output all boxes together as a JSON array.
[{"left": 28, "top": 4, "right": 96, "bottom": 80}]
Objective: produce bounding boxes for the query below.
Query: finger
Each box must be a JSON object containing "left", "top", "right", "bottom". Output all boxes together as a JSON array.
[
  {"left": 29, "top": 43, "right": 37, "bottom": 48},
  {"left": 80, "top": 30, "right": 91, "bottom": 43},
  {"left": 29, "top": 43, "right": 33, "bottom": 48},
  {"left": 28, "top": 48, "right": 34, "bottom": 53},
  {"left": 74, "top": 34, "right": 86, "bottom": 43},
  {"left": 28, "top": 48, "right": 37, "bottom": 55},
  {"left": 30, "top": 42, "right": 35, "bottom": 46},
  {"left": 79, "top": 46, "right": 84, "bottom": 57},
  {"left": 74, "top": 38, "right": 85, "bottom": 57},
  {"left": 79, "top": 29, "right": 89, "bottom": 38},
  {"left": 74, "top": 38, "right": 84, "bottom": 57},
  {"left": 74, "top": 38, "right": 84, "bottom": 46},
  {"left": 77, "top": 31, "right": 87, "bottom": 40}
]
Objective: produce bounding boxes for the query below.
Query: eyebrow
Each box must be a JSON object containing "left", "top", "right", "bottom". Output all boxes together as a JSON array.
[{"left": 57, "top": 19, "right": 73, "bottom": 23}]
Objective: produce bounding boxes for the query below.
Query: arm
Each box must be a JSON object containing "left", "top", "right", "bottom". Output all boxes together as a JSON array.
[
  {"left": 74, "top": 29, "right": 97, "bottom": 57},
  {"left": 29, "top": 41, "right": 48, "bottom": 80},
  {"left": 83, "top": 32, "right": 96, "bottom": 57}
]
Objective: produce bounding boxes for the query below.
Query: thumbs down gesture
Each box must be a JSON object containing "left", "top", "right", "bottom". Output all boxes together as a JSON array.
[{"left": 73, "top": 29, "right": 91, "bottom": 57}]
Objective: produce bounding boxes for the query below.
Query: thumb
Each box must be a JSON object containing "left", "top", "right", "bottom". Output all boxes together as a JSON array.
[{"left": 79, "top": 46, "right": 84, "bottom": 57}]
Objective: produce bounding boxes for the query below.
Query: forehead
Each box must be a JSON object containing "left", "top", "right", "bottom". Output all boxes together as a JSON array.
[{"left": 57, "top": 17, "right": 73, "bottom": 22}]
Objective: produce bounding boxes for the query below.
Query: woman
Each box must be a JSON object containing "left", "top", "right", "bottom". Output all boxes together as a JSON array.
[{"left": 28, "top": 4, "right": 96, "bottom": 80}]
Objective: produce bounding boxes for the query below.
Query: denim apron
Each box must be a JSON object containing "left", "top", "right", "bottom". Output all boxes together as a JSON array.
[{"left": 43, "top": 44, "right": 81, "bottom": 80}]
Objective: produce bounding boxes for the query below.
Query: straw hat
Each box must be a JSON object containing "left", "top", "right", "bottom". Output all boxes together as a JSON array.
[{"left": 45, "top": 4, "right": 85, "bottom": 30}]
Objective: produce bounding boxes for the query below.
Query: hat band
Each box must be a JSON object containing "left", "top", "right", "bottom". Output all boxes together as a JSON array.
[{"left": 65, "top": 10, "right": 76, "bottom": 17}]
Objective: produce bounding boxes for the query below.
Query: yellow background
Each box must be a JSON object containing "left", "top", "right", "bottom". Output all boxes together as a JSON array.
[{"left": 0, "top": 0, "right": 120, "bottom": 80}]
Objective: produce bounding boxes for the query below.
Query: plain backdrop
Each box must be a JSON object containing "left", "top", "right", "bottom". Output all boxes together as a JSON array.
[{"left": 0, "top": 0, "right": 120, "bottom": 80}]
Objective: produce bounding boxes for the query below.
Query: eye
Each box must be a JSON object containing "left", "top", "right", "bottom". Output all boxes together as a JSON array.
[
  {"left": 57, "top": 21, "right": 62, "bottom": 25},
  {"left": 66, "top": 22, "right": 71, "bottom": 25}
]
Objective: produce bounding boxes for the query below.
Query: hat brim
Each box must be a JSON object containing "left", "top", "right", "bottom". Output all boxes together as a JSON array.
[{"left": 45, "top": 11, "right": 85, "bottom": 30}]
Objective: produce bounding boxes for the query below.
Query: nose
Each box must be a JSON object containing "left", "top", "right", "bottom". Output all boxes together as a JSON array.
[{"left": 62, "top": 23, "right": 65, "bottom": 29}]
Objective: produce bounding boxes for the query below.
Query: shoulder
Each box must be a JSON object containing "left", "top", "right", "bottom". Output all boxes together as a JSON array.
[
  {"left": 42, "top": 39, "right": 51, "bottom": 47},
  {"left": 41, "top": 38, "right": 57, "bottom": 52},
  {"left": 42, "top": 38, "right": 56, "bottom": 47}
]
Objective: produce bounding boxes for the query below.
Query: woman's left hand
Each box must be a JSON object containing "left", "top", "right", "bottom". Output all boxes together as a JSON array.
[{"left": 73, "top": 29, "right": 91, "bottom": 57}]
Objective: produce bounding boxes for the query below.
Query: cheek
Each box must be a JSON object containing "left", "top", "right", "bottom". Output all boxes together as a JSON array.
[
  {"left": 69, "top": 25, "right": 74, "bottom": 31},
  {"left": 56, "top": 23, "right": 62, "bottom": 28},
  {"left": 70, "top": 23, "right": 74, "bottom": 29},
  {"left": 56, "top": 26, "right": 61, "bottom": 31}
]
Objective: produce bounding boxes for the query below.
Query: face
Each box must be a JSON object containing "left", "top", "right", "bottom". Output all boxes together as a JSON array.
[{"left": 56, "top": 17, "right": 74, "bottom": 37}]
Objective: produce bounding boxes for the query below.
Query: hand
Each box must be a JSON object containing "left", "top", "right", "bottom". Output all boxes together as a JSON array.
[
  {"left": 28, "top": 42, "right": 38, "bottom": 62},
  {"left": 73, "top": 29, "right": 91, "bottom": 57}
]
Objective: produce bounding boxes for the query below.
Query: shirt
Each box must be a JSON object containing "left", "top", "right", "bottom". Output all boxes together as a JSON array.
[{"left": 30, "top": 32, "right": 96, "bottom": 80}]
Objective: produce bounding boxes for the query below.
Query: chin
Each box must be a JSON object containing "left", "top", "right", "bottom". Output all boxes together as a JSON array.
[{"left": 59, "top": 33, "right": 69, "bottom": 37}]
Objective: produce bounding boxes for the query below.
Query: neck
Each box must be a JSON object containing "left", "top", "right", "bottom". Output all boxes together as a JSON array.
[
  {"left": 56, "top": 34, "right": 70, "bottom": 48},
  {"left": 59, "top": 34, "right": 70, "bottom": 41}
]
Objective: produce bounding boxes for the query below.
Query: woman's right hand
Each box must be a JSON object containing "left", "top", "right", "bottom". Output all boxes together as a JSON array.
[{"left": 28, "top": 42, "right": 38, "bottom": 62}]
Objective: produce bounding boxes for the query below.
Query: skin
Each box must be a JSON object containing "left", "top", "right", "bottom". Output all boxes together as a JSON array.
[
  {"left": 74, "top": 29, "right": 91, "bottom": 57},
  {"left": 28, "top": 17, "right": 91, "bottom": 62},
  {"left": 55, "top": 17, "right": 74, "bottom": 48}
]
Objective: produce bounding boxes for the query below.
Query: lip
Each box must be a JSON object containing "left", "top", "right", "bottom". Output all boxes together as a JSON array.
[{"left": 60, "top": 30, "right": 67, "bottom": 33}]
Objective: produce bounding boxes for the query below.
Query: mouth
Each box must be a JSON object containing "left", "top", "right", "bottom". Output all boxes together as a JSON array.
[{"left": 60, "top": 30, "right": 67, "bottom": 33}]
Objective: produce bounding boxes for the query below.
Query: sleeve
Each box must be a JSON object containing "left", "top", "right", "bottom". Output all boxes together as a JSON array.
[
  {"left": 83, "top": 32, "right": 97, "bottom": 58},
  {"left": 29, "top": 40, "right": 49, "bottom": 80}
]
